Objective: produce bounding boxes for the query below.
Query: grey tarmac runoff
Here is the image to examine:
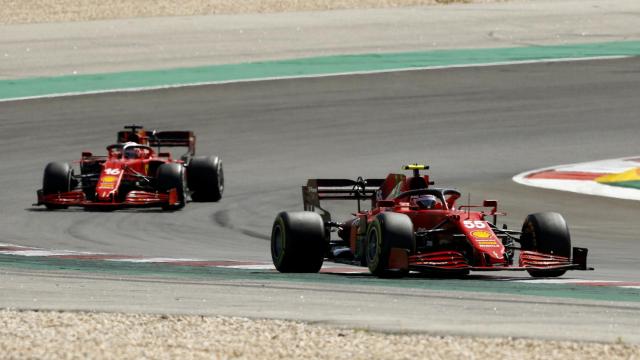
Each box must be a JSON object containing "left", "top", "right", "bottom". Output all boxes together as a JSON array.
[{"left": 1, "top": 0, "right": 640, "bottom": 358}]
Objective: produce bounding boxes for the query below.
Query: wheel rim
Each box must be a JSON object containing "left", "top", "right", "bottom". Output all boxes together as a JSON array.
[
  {"left": 272, "top": 224, "right": 284, "bottom": 261},
  {"left": 217, "top": 163, "right": 224, "bottom": 193},
  {"left": 367, "top": 227, "right": 378, "bottom": 262},
  {"left": 180, "top": 168, "right": 187, "bottom": 202},
  {"left": 67, "top": 169, "right": 73, "bottom": 191}
]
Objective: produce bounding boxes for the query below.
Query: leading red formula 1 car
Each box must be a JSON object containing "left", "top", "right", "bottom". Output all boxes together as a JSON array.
[
  {"left": 270, "top": 164, "right": 592, "bottom": 278},
  {"left": 36, "top": 125, "right": 223, "bottom": 210}
]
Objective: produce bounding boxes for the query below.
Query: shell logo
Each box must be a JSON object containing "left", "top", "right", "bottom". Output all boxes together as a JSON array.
[
  {"left": 102, "top": 176, "right": 117, "bottom": 183},
  {"left": 471, "top": 230, "right": 492, "bottom": 239}
]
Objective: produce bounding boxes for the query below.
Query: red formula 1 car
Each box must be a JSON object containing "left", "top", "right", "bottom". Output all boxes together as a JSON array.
[
  {"left": 36, "top": 125, "right": 223, "bottom": 210},
  {"left": 270, "top": 164, "right": 592, "bottom": 278}
]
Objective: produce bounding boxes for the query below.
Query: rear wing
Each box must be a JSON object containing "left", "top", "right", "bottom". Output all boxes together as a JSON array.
[
  {"left": 147, "top": 131, "right": 196, "bottom": 156},
  {"left": 302, "top": 177, "right": 385, "bottom": 223},
  {"left": 117, "top": 129, "right": 196, "bottom": 157}
]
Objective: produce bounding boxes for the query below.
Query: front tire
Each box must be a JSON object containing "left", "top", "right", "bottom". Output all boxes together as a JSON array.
[
  {"left": 520, "top": 212, "right": 571, "bottom": 278},
  {"left": 187, "top": 156, "right": 223, "bottom": 202},
  {"left": 157, "top": 163, "right": 186, "bottom": 211},
  {"left": 42, "top": 162, "right": 72, "bottom": 210},
  {"left": 366, "top": 212, "right": 414, "bottom": 278},
  {"left": 271, "top": 211, "right": 325, "bottom": 273}
]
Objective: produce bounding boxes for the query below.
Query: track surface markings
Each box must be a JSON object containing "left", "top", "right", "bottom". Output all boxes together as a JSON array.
[
  {"left": 1, "top": 41, "right": 639, "bottom": 102},
  {"left": 514, "top": 156, "right": 640, "bottom": 201},
  {"left": 2, "top": 242, "right": 637, "bottom": 289}
]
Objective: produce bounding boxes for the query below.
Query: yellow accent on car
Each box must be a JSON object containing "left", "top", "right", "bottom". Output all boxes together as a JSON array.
[
  {"left": 403, "top": 164, "right": 427, "bottom": 170},
  {"left": 471, "top": 230, "right": 493, "bottom": 239}
]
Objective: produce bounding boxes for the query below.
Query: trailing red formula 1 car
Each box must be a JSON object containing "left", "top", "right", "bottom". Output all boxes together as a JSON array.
[
  {"left": 271, "top": 164, "right": 592, "bottom": 278},
  {"left": 36, "top": 125, "right": 223, "bottom": 210}
]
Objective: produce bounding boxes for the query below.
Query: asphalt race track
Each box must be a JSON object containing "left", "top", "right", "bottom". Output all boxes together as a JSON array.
[{"left": 1, "top": 57, "right": 640, "bottom": 342}]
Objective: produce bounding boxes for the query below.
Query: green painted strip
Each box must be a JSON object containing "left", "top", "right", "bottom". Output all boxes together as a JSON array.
[
  {"left": 1, "top": 254, "right": 638, "bottom": 303},
  {"left": 604, "top": 181, "right": 640, "bottom": 190},
  {"left": 1, "top": 41, "right": 640, "bottom": 101}
]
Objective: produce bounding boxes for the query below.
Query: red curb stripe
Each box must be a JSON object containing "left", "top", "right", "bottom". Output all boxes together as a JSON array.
[
  {"left": 52, "top": 254, "right": 143, "bottom": 260},
  {"left": 526, "top": 170, "right": 606, "bottom": 181},
  {"left": 162, "top": 261, "right": 265, "bottom": 267}
]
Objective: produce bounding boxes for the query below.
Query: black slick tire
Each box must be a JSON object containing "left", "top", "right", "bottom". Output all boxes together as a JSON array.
[
  {"left": 365, "top": 212, "right": 414, "bottom": 278},
  {"left": 187, "top": 156, "right": 223, "bottom": 202},
  {"left": 42, "top": 162, "right": 72, "bottom": 210},
  {"left": 271, "top": 211, "right": 325, "bottom": 273},
  {"left": 520, "top": 212, "right": 571, "bottom": 278},
  {"left": 157, "top": 163, "right": 186, "bottom": 211}
]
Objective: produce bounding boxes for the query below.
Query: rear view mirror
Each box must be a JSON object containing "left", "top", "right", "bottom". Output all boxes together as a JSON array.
[
  {"left": 483, "top": 200, "right": 498, "bottom": 224},
  {"left": 483, "top": 200, "right": 498, "bottom": 208},
  {"left": 377, "top": 200, "right": 395, "bottom": 208}
]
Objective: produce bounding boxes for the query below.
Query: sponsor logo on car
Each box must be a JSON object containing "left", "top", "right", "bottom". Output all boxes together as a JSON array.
[
  {"left": 471, "top": 230, "right": 492, "bottom": 239},
  {"left": 101, "top": 176, "right": 117, "bottom": 183},
  {"left": 476, "top": 239, "right": 499, "bottom": 248}
]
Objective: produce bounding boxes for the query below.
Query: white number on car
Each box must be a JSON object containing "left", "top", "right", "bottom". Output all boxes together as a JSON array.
[{"left": 463, "top": 220, "right": 486, "bottom": 229}]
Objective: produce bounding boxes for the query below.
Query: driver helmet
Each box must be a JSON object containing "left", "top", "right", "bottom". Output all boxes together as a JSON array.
[
  {"left": 412, "top": 194, "right": 437, "bottom": 209},
  {"left": 123, "top": 143, "right": 141, "bottom": 159},
  {"left": 125, "top": 148, "right": 143, "bottom": 159}
]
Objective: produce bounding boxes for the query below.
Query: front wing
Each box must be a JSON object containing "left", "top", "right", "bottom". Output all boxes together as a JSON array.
[
  {"left": 407, "top": 248, "right": 592, "bottom": 272},
  {"left": 36, "top": 189, "right": 180, "bottom": 208}
]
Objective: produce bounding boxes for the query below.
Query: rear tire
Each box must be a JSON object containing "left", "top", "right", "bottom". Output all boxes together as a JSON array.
[
  {"left": 520, "top": 212, "right": 571, "bottom": 278},
  {"left": 271, "top": 211, "right": 325, "bottom": 273},
  {"left": 187, "top": 156, "right": 223, "bottom": 202},
  {"left": 157, "top": 163, "right": 186, "bottom": 211},
  {"left": 42, "top": 162, "right": 72, "bottom": 210},
  {"left": 366, "top": 212, "right": 414, "bottom": 278}
]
